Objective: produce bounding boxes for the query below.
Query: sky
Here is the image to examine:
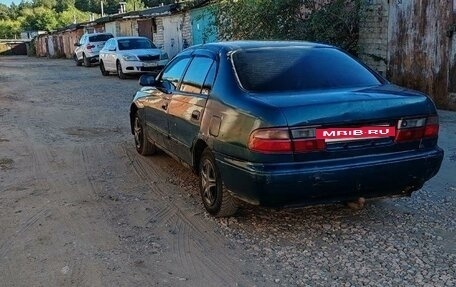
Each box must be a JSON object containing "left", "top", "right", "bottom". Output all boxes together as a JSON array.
[{"left": 0, "top": 0, "right": 17, "bottom": 7}]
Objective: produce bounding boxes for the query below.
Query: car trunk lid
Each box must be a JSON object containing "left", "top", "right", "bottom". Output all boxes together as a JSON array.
[{"left": 250, "top": 85, "right": 436, "bottom": 161}]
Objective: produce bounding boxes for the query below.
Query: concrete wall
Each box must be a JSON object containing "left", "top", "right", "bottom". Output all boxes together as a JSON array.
[
  {"left": 0, "top": 42, "right": 27, "bottom": 55},
  {"left": 154, "top": 12, "right": 192, "bottom": 56},
  {"left": 358, "top": 0, "right": 389, "bottom": 76},
  {"left": 152, "top": 17, "right": 164, "bottom": 50}
]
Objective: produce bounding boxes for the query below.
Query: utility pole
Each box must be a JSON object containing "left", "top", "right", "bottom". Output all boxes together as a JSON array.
[{"left": 101, "top": 1, "right": 105, "bottom": 17}]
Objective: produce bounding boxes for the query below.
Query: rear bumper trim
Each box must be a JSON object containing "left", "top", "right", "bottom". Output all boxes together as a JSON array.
[{"left": 215, "top": 148, "right": 444, "bottom": 207}]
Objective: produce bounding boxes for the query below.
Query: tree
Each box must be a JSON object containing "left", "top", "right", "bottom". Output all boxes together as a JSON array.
[
  {"left": 126, "top": 0, "right": 145, "bottom": 12},
  {"left": 0, "top": 19, "right": 22, "bottom": 38},
  {"left": 0, "top": 4, "right": 10, "bottom": 20},
  {"left": 22, "top": 6, "right": 58, "bottom": 31},
  {"left": 58, "top": 6, "right": 92, "bottom": 26},
  {"left": 213, "top": 0, "right": 361, "bottom": 55},
  {"left": 55, "top": 0, "right": 76, "bottom": 13},
  {"left": 142, "top": 0, "right": 175, "bottom": 8},
  {"left": 33, "top": 0, "right": 58, "bottom": 9}
]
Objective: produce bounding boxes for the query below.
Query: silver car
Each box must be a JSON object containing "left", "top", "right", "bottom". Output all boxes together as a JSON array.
[{"left": 73, "top": 33, "right": 113, "bottom": 67}]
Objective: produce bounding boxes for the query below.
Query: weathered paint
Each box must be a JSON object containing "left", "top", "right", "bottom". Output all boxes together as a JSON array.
[
  {"left": 387, "top": 0, "right": 453, "bottom": 109},
  {"left": 119, "top": 19, "right": 139, "bottom": 37},
  {"left": 105, "top": 22, "right": 117, "bottom": 37},
  {"left": 138, "top": 19, "right": 154, "bottom": 40},
  {"left": 359, "top": 0, "right": 456, "bottom": 110},
  {"left": 191, "top": 6, "right": 218, "bottom": 45}
]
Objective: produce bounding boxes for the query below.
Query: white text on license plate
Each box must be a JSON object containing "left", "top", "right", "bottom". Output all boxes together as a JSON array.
[{"left": 316, "top": 126, "right": 396, "bottom": 142}]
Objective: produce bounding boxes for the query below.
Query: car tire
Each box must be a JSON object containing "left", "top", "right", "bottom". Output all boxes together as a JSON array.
[
  {"left": 199, "top": 148, "right": 238, "bottom": 217},
  {"left": 117, "top": 61, "right": 126, "bottom": 79},
  {"left": 100, "top": 61, "right": 109, "bottom": 76},
  {"left": 74, "top": 54, "right": 82, "bottom": 66},
  {"left": 134, "top": 113, "right": 156, "bottom": 156},
  {"left": 83, "top": 54, "right": 91, "bottom": 67}
]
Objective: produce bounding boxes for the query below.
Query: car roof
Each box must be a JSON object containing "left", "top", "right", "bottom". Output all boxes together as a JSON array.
[
  {"left": 84, "top": 32, "right": 113, "bottom": 36},
  {"left": 195, "top": 40, "right": 333, "bottom": 53}
]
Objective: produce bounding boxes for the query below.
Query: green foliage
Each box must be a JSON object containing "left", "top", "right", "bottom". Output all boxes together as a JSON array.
[
  {"left": 22, "top": 6, "right": 59, "bottom": 31},
  {"left": 127, "top": 0, "right": 145, "bottom": 12},
  {"left": 213, "top": 0, "right": 361, "bottom": 55},
  {"left": 55, "top": 0, "right": 76, "bottom": 13},
  {"left": 0, "top": 19, "right": 22, "bottom": 38},
  {"left": 58, "top": 6, "right": 92, "bottom": 26},
  {"left": 299, "top": 0, "right": 361, "bottom": 54},
  {"left": 0, "top": 4, "right": 10, "bottom": 20},
  {"left": 33, "top": 0, "right": 58, "bottom": 9},
  {"left": 1, "top": 0, "right": 200, "bottom": 37},
  {"left": 142, "top": 0, "right": 175, "bottom": 7}
]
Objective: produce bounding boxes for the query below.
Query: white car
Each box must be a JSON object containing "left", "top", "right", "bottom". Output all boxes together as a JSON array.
[
  {"left": 99, "top": 37, "right": 169, "bottom": 79},
  {"left": 74, "top": 32, "right": 113, "bottom": 67}
]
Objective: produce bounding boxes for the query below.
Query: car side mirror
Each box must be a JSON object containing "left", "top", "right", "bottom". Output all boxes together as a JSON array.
[
  {"left": 74, "top": 43, "right": 81, "bottom": 47},
  {"left": 159, "top": 79, "right": 176, "bottom": 94},
  {"left": 139, "top": 74, "right": 156, "bottom": 87}
]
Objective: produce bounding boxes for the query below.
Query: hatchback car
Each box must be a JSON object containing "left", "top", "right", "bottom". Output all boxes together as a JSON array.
[
  {"left": 129, "top": 41, "right": 443, "bottom": 217},
  {"left": 99, "top": 36, "right": 169, "bottom": 79},
  {"left": 73, "top": 32, "right": 113, "bottom": 67}
]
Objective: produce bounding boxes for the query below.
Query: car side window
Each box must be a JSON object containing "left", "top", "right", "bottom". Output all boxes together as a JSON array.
[
  {"left": 105, "top": 39, "right": 114, "bottom": 50},
  {"left": 79, "top": 36, "right": 85, "bottom": 45},
  {"left": 201, "top": 61, "right": 217, "bottom": 95},
  {"left": 160, "top": 57, "right": 191, "bottom": 91},
  {"left": 179, "top": 56, "right": 215, "bottom": 94}
]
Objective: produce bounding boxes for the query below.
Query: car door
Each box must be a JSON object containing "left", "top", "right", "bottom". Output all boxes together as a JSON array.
[
  {"left": 143, "top": 55, "right": 192, "bottom": 150},
  {"left": 103, "top": 39, "right": 117, "bottom": 71},
  {"left": 75, "top": 35, "right": 86, "bottom": 60},
  {"left": 167, "top": 53, "right": 217, "bottom": 164}
]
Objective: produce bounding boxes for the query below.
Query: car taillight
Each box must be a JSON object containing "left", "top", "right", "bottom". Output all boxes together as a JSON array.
[
  {"left": 87, "top": 44, "right": 95, "bottom": 49},
  {"left": 395, "top": 115, "right": 439, "bottom": 143},
  {"left": 248, "top": 128, "right": 292, "bottom": 153},
  {"left": 249, "top": 127, "right": 326, "bottom": 153},
  {"left": 291, "top": 128, "right": 326, "bottom": 152},
  {"left": 424, "top": 116, "right": 439, "bottom": 138}
]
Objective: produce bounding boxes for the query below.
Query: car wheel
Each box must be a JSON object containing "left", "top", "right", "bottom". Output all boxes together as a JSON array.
[
  {"left": 100, "top": 61, "right": 109, "bottom": 76},
  {"left": 134, "top": 113, "right": 156, "bottom": 156},
  {"left": 74, "top": 54, "right": 82, "bottom": 66},
  {"left": 117, "top": 61, "right": 126, "bottom": 79},
  {"left": 199, "top": 148, "right": 238, "bottom": 217},
  {"left": 83, "top": 54, "right": 91, "bottom": 67}
]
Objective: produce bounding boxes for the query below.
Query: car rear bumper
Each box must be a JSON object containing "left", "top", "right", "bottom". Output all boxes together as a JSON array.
[
  {"left": 215, "top": 148, "right": 444, "bottom": 207},
  {"left": 85, "top": 52, "right": 100, "bottom": 62}
]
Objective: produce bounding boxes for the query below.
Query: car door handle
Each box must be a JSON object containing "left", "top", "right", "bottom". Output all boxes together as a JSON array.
[{"left": 191, "top": 110, "right": 200, "bottom": 120}]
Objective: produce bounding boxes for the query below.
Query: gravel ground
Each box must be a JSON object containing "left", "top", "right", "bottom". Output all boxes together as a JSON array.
[{"left": 0, "top": 56, "right": 454, "bottom": 286}]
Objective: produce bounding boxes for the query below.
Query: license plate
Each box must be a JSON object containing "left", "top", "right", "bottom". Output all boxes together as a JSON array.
[
  {"left": 143, "top": 62, "right": 158, "bottom": 67},
  {"left": 316, "top": 126, "right": 396, "bottom": 142}
]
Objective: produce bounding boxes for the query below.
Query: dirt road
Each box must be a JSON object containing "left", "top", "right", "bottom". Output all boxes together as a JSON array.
[{"left": 0, "top": 56, "right": 455, "bottom": 287}]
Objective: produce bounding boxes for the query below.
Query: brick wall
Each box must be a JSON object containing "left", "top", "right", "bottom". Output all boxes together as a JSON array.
[
  {"left": 358, "top": 0, "right": 389, "bottom": 76},
  {"left": 182, "top": 11, "right": 192, "bottom": 47},
  {"left": 152, "top": 17, "right": 164, "bottom": 50}
]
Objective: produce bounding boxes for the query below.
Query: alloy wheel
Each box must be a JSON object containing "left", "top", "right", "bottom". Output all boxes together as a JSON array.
[
  {"left": 133, "top": 116, "right": 142, "bottom": 150},
  {"left": 200, "top": 158, "right": 217, "bottom": 206}
]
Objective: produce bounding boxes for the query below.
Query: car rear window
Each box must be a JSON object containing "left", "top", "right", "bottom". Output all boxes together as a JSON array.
[
  {"left": 232, "top": 47, "right": 383, "bottom": 93},
  {"left": 89, "top": 34, "right": 113, "bottom": 42}
]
